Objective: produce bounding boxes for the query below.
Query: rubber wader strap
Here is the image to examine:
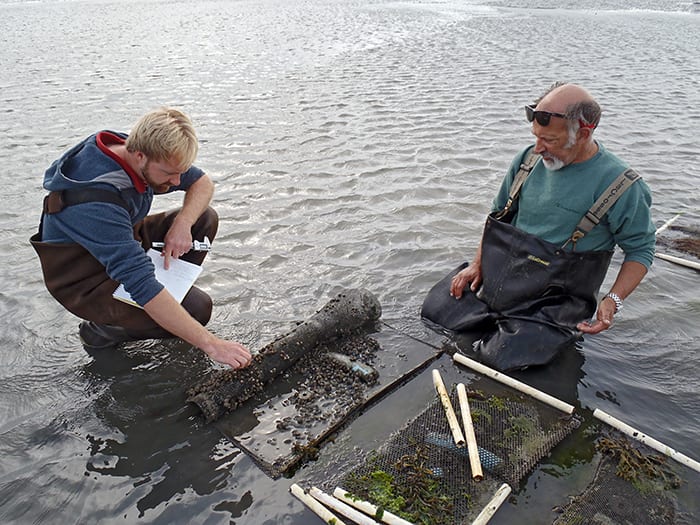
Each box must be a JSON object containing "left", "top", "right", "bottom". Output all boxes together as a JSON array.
[
  {"left": 43, "top": 188, "right": 130, "bottom": 215},
  {"left": 565, "top": 168, "right": 641, "bottom": 247},
  {"left": 494, "top": 149, "right": 541, "bottom": 220},
  {"left": 37, "top": 188, "right": 130, "bottom": 237}
]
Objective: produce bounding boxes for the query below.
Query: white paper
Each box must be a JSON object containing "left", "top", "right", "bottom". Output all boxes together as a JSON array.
[{"left": 112, "top": 248, "right": 203, "bottom": 308}]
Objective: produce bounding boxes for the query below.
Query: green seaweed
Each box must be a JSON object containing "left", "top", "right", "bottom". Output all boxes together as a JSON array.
[
  {"left": 344, "top": 444, "right": 458, "bottom": 525},
  {"left": 488, "top": 395, "right": 508, "bottom": 411},
  {"left": 504, "top": 415, "right": 536, "bottom": 439},
  {"left": 367, "top": 470, "right": 407, "bottom": 514},
  {"left": 470, "top": 408, "right": 492, "bottom": 426}
]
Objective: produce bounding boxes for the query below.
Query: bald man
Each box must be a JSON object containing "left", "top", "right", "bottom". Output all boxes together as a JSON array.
[{"left": 422, "top": 82, "right": 655, "bottom": 371}]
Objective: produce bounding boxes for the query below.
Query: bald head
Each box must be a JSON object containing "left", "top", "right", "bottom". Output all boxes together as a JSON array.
[
  {"left": 540, "top": 84, "right": 593, "bottom": 111},
  {"left": 535, "top": 82, "right": 601, "bottom": 130}
]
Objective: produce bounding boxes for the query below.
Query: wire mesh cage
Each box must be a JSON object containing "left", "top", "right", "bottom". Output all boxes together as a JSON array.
[
  {"left": 552, "top": 430, "right": 688, "bottom": 525},
  {"left": 308, "top": 383, "right": 581, "bottom": 524}
]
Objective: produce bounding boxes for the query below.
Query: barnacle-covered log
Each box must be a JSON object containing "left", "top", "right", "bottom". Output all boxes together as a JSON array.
[{"left": 187, "top": 289, "right": 382, "bottom": 422}]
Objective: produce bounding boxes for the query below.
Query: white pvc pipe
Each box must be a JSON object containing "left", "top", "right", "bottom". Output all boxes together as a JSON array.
[
  {"left": 654, "top": 252, "right": 700, "bottom": 271},
  {"left": 457, "top": 383, "right": 483, "bottom": 481},
  {"left": 290, "top": 483, "right": 346, "bottom": 525},
  {"left": 654, "top": 214, "right": 699, "bottom": 271},
  {"left": 452, "top": 353, "right": 575, "bottom": 415},
  {"left": 470, "top": 483, "right": 511, "bottom": 525},
  {"left": 593, "top": 409, "right": 700, "bottom": 473},
  {"left": 309, "top": 486, "right": 378, "bottom": 525},
  {"left": 333, "top": 487, "right": 414, "bottom": 525},
  {"left": 655, "top": 213, "right": 682, "bottom": 234},
  {"left": 432, "top": 369, "right": 466, "bottom": 447}
]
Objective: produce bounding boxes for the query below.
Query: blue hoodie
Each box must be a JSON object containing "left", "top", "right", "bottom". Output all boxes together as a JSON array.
[{"left": 41, "top": 131, "right": 205, "bottom": 306}]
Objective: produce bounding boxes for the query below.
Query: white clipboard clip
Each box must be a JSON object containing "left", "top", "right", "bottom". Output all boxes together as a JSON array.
[{"left": 151, "top": 236, "right": 212, "bottom": 252}]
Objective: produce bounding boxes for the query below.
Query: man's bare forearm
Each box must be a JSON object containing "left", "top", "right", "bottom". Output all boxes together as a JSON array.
[
  {"left": 144, "top": 289, "right": 215, "bottom": 348},
  {"left": 178, "top": 174, "right": 215, "bottom": 227}
]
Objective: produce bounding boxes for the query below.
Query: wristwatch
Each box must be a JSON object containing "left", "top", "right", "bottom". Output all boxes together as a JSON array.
[{"left": 604, "top": 292, "right": 623, "bottom": 313}]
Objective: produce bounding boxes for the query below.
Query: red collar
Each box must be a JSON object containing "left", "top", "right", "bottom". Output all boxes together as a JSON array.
[{"left": 96, "top": 131, "right": 147, "bottom": 193}]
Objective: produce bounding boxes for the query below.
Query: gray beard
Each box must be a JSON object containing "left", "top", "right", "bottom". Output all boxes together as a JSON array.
[{"left": 542, "top": 156, "right": 566, "bottom": 171}]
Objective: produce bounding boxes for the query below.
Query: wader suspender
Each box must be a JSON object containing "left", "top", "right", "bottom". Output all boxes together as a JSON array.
[
  {"left": 564, "top": 168, "right": 640, "bottom": 247},
  {"left": 494, "top": 150, "right": 541, "bottom": 220},
  {"left": 38, "top": 188, "right": 130, "bottom": 236},
  {"left": 494, "top": 150, "right": 641, "bottom": 249}
]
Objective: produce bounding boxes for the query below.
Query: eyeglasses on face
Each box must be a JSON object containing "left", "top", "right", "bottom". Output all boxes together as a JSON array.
[{"left": 524, "top": 104, "right": 596, "bottom": 129}]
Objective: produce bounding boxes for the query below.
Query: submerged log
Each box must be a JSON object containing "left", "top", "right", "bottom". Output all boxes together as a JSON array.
[{"left": 187, "top": 289, "right": 382, "bottom": 422}]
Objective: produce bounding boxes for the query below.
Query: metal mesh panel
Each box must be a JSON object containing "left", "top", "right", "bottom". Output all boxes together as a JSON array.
[
  {"left": 552, "top": 433, "right": 684, "bottom": 525},
  {"left": 315, "top": 388, "right": 580, "bottom": 524}
]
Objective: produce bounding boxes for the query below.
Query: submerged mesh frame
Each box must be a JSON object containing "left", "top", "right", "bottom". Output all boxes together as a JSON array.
[
  {"left": 317, "top": 389, "right": 580, "bottom": 524},
  {"left": 552, "top": 432, "right": 684, "bottom": 525}
]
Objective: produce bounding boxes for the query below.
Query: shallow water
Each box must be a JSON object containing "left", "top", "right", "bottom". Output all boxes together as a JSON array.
[{"left": 1, "top": 0, "right": 699, "bottom": 523}]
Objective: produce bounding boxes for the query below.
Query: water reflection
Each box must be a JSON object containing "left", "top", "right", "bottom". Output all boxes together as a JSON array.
[{"left": 79, "top": 341, "right": 253, "bottom": 521}]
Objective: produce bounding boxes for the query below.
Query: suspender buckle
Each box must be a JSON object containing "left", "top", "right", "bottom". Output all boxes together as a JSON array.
[
  {"left": 562, "top": 229, "right": 585, "bottom": 249},
  {"left": 43, "top": 191, "right": 67, "bottom": 215}
]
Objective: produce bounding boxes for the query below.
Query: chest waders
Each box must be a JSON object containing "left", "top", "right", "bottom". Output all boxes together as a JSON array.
[
  {"left": 30, "top": 188, "right": 217, "bottom": 339},
  {"left": 421, "top": 152, "right": 641, "bottom": 371}
]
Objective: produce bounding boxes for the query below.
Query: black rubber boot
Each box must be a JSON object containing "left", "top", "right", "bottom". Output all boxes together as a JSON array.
[{"left": 78, "top": 321, "right": 136, "bottom": 351}]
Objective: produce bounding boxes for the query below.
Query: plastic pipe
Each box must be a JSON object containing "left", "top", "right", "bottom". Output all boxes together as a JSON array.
[
  {"left": 471, "top": 483, "right": 511, "bottom": 525},
  {"left": 452, "top": 353, "right": 574, "bottom": 415},
  {"left": 432, "top": 369, "right": 465, "bottom": 447},
  {"left": 654, "top": 252, "right": 700, "bottom": 271},
  {"left": 309, "top": 486, "right": 378, "bottom": 525},
  {"left": 655, "top": 213, "right": 682, "bottom": 234},
  {"left": 593, "top": 409, "right": 700, "bottom": 473},
  {"left": 333, "top": 487, "right": 415, "bottom": 525},
  {"left": 457, "top": 383, "right": 483, "bottom": 481},
  {"left": 290, "top": 483, "right": 346, "bottom": 525}
]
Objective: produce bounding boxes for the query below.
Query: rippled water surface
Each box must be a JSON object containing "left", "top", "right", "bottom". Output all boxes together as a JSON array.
[{"left": 1, "top": 0, "right": 699, "bottom": 523}]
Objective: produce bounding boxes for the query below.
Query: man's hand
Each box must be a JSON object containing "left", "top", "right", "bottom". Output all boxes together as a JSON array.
[
  {"left": 201, "top": 339, "right": 253, "bottom": 369},
  {"left": 162, "top": 174, "right": 215, "bottom": 269},
  {"left": 144, "top": 289, "right": 252, "bottom": 369},
  {"left": 450, "top": 263, "right": 482, "bottom": 299},
  {"left": 161, "top": 228, "right": 193, "bottom": 269},
  {"left": 577, "top": 262, "right": 646, "bottom": 335},
  {"left": 160, "top": 214, "right": 195, "bottom": 269},
  {"left": 577, "top": 297, "right": 617, "bottom": 334}
]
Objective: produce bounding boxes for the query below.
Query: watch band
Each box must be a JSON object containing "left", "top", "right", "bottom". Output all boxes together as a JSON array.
[{"left": 605, "top": 292, "right": 623, "bottom": 312}]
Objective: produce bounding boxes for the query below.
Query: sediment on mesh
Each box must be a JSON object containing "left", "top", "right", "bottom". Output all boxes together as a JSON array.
[
  {"left": 552, "top": 432, "right": 684, "bottom": 525},
  {"left": 313, "top": 389, "right": 580, "bottom": 524}
]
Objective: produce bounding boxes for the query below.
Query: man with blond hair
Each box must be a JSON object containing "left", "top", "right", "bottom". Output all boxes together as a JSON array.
[
  {"left": 31, "top": 107, "right": 251, "bottom": 369},
  {"left": 422, "top": 83, "right": 655, "bottom": 371}
]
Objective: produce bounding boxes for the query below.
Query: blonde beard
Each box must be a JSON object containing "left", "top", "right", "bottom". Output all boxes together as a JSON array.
[{"left": 141, "top": 161, "right": 174, "bottom": 193}]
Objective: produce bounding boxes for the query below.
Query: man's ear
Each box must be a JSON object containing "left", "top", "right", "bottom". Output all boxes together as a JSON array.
[
  {"left": 134, "top": 151, "right": 147, "bottom": 168},
  {"left": 577, "top": 127, "right": 593, "bottom": 141}
]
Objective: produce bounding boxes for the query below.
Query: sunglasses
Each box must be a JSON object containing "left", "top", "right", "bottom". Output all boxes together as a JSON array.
[
  {"left": 524, "top": 104, "right": 566, "bottom": 126},
  {"left": 525, "top": 104, "right": 597, "bottom": 129}
]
